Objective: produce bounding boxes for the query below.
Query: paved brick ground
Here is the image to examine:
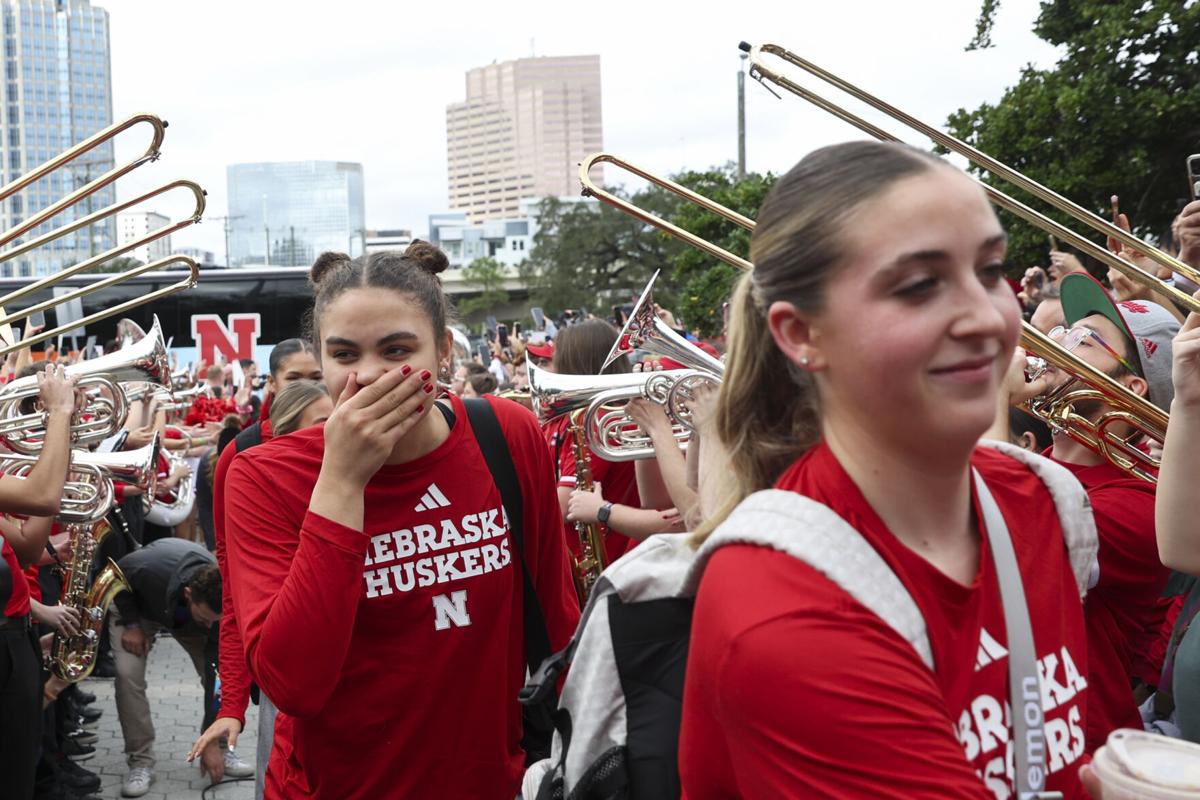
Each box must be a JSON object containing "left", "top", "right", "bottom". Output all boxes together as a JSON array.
[{"left": 79, "top": 633, "right": 258, "bottom": 800}]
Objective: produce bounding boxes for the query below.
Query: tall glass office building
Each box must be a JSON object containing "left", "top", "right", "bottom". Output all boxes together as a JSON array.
[
  {"left": 0, "top": 0, "right": 114, "bottom": 278},
  {"left": 226, "top": 161, "right": 365, "bottom": 268}
]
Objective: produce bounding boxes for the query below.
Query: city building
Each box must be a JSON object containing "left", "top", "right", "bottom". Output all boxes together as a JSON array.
[
  {"left": 116, "top": 210, "right": 169, "bottom": 264},
  {"left": 428, "top": 195, "right": 595, "bottom": 272},
  {"left": 0, "top": 0, "right": 114, "bottom": 278},
  {"left": 175, "top": 246, "right": 217, "bottom": 267},
  {"left": 365, "top": 228, "right": 412, "bottom": 254},
  {"left": 446, "top": 54, "right": 602, "bottom": 223},
  {"left": 225, "top": 160, "right": 365, "bottom": 267}
]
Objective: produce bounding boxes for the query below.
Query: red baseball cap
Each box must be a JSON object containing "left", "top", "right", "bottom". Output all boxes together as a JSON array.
[{"left": 526, "top": 340, "right": 555, "bottom": 360}]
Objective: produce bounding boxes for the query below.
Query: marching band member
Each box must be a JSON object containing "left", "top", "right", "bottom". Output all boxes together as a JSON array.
[
  {"left": 222, "top": 242, "right": 578, "bottom": 799},
  {"left": 189, "top": 336, "right": 323, "bottom": 792},
  {"left": 1001, "top": 274, "right": 1177, "bottom": 749},
  {"left": 679, "top": 141, "right": 1092, "bottom": 798},
  {"left": 0, "top": 364, "right": 81, "bottom": 799}
]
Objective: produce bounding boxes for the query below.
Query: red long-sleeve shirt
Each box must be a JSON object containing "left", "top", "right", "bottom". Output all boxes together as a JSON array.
[
  {"left": 680, "top": 444, "right": 1090, "bottom": 799},
  {"left": 224, "top": 394, "right": 579, "bottom": 799},
  {"left": 1052, "top": 457, "right": 1171, "bottom": 750},
  {"left": 211, "top": 418, "right": 273, "bottom": 729}
]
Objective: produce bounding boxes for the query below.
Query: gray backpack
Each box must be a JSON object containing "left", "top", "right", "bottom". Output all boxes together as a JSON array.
[{"left": 521, "top": 442, "right": 1097, "bottom": 800}]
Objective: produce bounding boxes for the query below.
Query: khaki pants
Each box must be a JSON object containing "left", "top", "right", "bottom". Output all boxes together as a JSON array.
[{"left": 109, "top": 614, "right": 209, "bottom": 769}]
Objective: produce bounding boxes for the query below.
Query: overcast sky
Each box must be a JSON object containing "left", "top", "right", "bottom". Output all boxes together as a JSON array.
[{"left": 105, "top": 0, "right": 1060, "bottom": 260}]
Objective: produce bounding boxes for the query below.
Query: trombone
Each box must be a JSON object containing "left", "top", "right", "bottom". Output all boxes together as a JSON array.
[
  {"left": 576, "top": 42, "right": 1184, "bottom": 480},
  {"left": 738, "top": 41, "right": 1200, "bottom": 312},
  {"left": 0, "top": 113, "right": 205, "bottom": 354}
]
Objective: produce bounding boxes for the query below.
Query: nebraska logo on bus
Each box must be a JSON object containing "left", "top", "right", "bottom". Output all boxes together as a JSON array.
[{"left": 190, "top": 313, "right": 261, "bottom": 365}]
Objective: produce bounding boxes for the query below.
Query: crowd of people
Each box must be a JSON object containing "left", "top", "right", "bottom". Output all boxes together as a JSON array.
[{"left": 1, "top": 140, "right": 1200, "bottom": 799}]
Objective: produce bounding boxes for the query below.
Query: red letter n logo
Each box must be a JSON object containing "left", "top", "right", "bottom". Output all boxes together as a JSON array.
[{"left": 190, "top": 313, "right": 261, "bottom": 365}]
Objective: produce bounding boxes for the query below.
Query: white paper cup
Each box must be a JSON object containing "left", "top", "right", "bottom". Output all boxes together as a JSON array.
[{"left": 1091, "top": 729, "right": 1200, "bottom": 799}]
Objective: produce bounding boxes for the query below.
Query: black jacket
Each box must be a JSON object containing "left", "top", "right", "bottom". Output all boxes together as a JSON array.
[{"left": 112, "top": 539, "right": 215, "bottom": 628}]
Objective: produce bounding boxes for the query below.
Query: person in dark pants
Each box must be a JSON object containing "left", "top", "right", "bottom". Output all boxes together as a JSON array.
[
  {"left": 108, "top": 538, "right": 245, "bottom": 797},
  {"left": 0, "top": 364, "right": 84, "bottom": 799}
]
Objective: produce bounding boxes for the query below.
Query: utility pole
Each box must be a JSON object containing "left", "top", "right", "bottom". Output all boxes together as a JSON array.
[
  {"left": 737, "top": 50, "right": 747, "bottom": 180},
  {"left": 262, "top": 195, "right": 270, "bottom": 266},
  {"left": 209, "top": 214, "right": 244, "bottom": 268}
]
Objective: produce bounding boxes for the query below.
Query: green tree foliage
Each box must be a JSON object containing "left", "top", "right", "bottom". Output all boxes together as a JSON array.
[
  {"left": 952, "top": 1, "right": 1200, "bottom": 273},
  {"left": 520, "top": 191, "right": 682, "bottom": 318},
  {"left": 668, "top": 166, "right": 775, "bottom": 337},
  {"left": 457, "top": 256, "right": 510, "bottom": 319},
  {"left": 522, "top": 165, "right": 774, "bottom": 338},
  {"left": 94, "top": 255, "right": 143, "bottom": 274}
]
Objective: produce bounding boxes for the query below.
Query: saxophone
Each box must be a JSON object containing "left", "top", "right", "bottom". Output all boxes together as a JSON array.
[
  {"left": 568, "top": 409, "right": 608, "bottom": 603},
  {"left": 50, "top": 519, "right": 130, "bottom": 682}
]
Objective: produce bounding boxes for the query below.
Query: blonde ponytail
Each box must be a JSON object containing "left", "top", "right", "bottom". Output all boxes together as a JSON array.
[{"left": 692, "top": 140, "right": 948, "bottom": 545}]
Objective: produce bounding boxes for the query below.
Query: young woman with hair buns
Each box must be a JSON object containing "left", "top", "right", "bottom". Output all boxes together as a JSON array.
[
  {"left": 678, "top": 142, "right": 1097, "bottom": 799},
  {"left": 222, "top": 241, "right": 579, "bottom": 799}
]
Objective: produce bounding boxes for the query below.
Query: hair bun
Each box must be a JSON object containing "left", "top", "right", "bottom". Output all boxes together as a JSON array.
[
  {"left": 403, "top": 239, "right": 449, "bottom": 275},
  {"left": 309, "top": 251, "right": 351, "bottom": 287}
]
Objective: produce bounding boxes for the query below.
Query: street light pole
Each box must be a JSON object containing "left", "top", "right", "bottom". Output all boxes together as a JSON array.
[{"left": 737, "top": 51, "right": 747, "bottom": 180}]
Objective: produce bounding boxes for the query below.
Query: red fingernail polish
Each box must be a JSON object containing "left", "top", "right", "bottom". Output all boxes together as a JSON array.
[
  {"left": 415, "top": 404, "right": 424, "bottom": 413},
  {"left": 419, "top": 369, "right": 432, "bottom": 381},
  {"left": 423, "top": 384, "right": 434, "bottom": 394},
  {"left": 401, "top": 365, "right": 412, "bottom": 376}
]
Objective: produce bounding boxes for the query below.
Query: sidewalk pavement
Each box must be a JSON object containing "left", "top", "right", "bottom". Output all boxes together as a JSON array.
[{"left": 81, "top": 633, "right": 258, "bottom": 800}]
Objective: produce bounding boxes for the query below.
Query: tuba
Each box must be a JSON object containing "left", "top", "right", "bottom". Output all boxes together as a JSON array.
[{"left": 0, "top": 316, "right": 172, "bottom": 454}]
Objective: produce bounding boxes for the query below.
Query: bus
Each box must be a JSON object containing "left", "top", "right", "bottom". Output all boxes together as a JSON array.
[{"left": 0, "top": 264, "right": 531, "bottom": 370}]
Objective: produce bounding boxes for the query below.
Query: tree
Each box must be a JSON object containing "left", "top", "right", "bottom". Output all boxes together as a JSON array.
[
  {"left": 667, "top": 165, "right": 776, "bottom": 338},
  {"left": 952, "top": 1, "right": 1200, "bottom": 272},
  {"left": 520, "top": 190, "right": 682, "bottom": 317},
  {"left": 457, "top": 256, "right": 510, "bottom": 319},
  {"left": 521, "top": 165, "right": 775, "bottom": 338},
  {"left": 94, "top": 255, "right": 143, "bottom": 274}
]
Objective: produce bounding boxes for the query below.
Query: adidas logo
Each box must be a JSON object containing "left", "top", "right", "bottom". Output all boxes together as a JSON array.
[
  {"left": 414, "top": 483, "right": 451, "bottom": 513},
  {"left": 975, "top": 627, "right": 1009, "bottom": 671}
]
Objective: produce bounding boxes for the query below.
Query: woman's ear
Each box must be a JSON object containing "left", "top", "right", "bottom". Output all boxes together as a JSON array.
[{"left": 766, "top": 301, "right": 824, "bottom": 370}]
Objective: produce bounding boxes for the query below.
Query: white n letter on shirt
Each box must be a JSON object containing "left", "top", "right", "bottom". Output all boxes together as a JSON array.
[{"left": 432, "top": 590, "right": 472, "bottom": 631}]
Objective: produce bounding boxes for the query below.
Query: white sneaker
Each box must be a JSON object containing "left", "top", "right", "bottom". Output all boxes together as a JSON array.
[
  {"left": 224, "top": 748, "right": 254, "bottom": 778},
  {"left": 122, "top": 767, "right": 154, "bottom": 797}
]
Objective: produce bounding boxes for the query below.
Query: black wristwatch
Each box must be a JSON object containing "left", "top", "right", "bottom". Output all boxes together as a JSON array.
[{"left": 597, "top": 502, "right": 614, "bottom": 526}]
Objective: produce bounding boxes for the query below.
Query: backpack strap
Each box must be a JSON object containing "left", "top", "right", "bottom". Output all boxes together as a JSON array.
[
  {"left": 462, "top": 399, "right": 554, "bottom": 686},
  {"left": 980, "top": 440, "right": 1099, "bottom": 597},
  {"left": 233, "top": 421, "right": 263, "bottom": 453},
  {"left": 686, "top": 489, "right": 935, "bottom": 670}
]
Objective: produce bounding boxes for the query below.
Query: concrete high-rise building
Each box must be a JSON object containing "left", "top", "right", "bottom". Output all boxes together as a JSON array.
[
  {"left": 446, "top": 54, "right": 602, "bottom": 223},
  {"left": 0, "top": 0, "right": 115, "bottom": 278},
  {"left": 226, "top": 161, "right": 365, "bottom": 268},
  {"left": 116, "top": 210, "right": 169, "bottom": 264}
]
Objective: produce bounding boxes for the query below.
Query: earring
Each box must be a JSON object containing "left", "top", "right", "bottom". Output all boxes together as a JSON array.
[{"left": 799, "top": 355, "right": 811, "bottom": 367}]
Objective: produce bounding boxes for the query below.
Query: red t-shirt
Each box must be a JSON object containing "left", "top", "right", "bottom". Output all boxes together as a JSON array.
[
  {"left": 557, "top": 438, "right": 641, "bottom": 562},
  {"left": 224, "top": 394, "right": 580, "bottom": 800},
  {"left": 2, "top": 538, "right": 30, "bottom": 617},
  {"left": 23, "top": 564, "right": 41, "bottom": 603},
  {"left": 680, "top": 443, "right": 1089, "bottom": 799},
  {"left": 1051, "top": 456, "right": 1170, "bottom": 749},
  {"left": 212, "top": 418, "right": 273, "bottom": 728}
]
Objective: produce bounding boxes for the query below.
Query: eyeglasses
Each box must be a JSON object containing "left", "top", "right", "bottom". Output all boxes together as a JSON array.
[{"left": 1048, "top": 325, "right": 1140, "bottom": 375}]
